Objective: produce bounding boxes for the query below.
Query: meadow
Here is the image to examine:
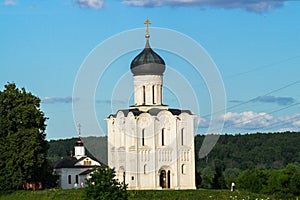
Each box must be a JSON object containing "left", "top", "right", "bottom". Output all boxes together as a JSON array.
[{"left": 0, "top": 189, "right": 278, "bottom": 200}]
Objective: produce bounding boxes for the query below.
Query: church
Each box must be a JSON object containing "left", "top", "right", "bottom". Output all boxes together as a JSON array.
[
  {"left": 106, "top": 20, "right": 196, "bottom": 190},
  {"left": 54, "top": 128, "right": 104, "bottom": 189}
]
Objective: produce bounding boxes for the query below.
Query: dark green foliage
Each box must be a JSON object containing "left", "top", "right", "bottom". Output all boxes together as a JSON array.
[
  {"left": 195, "top": 132, "right": 300, "bottom": 170},
  {"left": 47, "top": 138, "right": 79, "bottom": 163},
  {"left": 235, "top": 164, "right": 300, "bottom": 198},
  {"left": 224, "top": 168, "right": 241, "bottom": 187},
  {"left": 237, "top": 168, "right": 268, "bottom": 193},
  {"left": 85, "top": 166, "right": 128, "bottom": 200},
  {"left": 0, "top": 83, "right": 49, "bottom": 190},
  {"left": 212, "top": 166, "right": 227, "bottom": 189},
  {"left": 199, "top": 167, "right": 214, "bottom": 189},
  {"left": 194, "top": 132, "right": 300, "bottom": 197},
  {"left": 265, "top": 163, "right": 300, "bottom": 198}
]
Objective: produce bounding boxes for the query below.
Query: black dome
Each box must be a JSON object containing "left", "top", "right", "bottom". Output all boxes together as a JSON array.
[{"left": 130, "top": 39, "right": 165, "bottom": 76}]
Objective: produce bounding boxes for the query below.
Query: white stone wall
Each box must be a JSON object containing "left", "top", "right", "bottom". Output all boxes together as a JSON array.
[
  {"left": 133, "top": 75, "right": 163, "bottom": 106},
  {"left": 107, "top": 109, "right": 196, "bottom": 190},
  {"left": 56, "top": 168, "right": 92, "bottom": 189}
]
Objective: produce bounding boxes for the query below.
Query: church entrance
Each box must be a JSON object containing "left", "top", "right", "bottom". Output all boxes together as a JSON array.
[{"left": 159, "top": 170, "right": 171, "bottom": 189}]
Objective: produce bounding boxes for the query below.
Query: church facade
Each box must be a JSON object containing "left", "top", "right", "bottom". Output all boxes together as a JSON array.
[
  {"left": 54, "top": 137, "right": 103, "bottom": 189},
  {"left": 106, "top": 21, "right": 196, "bottom": 190}
]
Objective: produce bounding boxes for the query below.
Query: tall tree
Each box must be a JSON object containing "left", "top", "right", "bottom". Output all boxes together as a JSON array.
[{"left": 0, "top": 83, "right": 48, "bottom": 190}]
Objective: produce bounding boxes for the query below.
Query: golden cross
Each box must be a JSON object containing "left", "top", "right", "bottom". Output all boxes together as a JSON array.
[{"left": 144, "top": 19, "right": 151, "bottom": 37}]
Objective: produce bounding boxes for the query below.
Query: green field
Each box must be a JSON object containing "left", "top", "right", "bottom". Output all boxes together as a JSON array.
[{"left": 0, "top": 189, "right": 279, "bottom": 200}]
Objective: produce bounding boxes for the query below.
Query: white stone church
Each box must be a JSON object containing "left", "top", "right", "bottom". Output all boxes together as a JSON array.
[{"left": 106, "top": 21, "right": 196, "bottom": 190}]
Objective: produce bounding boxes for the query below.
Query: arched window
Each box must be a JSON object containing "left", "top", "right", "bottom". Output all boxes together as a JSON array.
[
  {"left": 152, "top": 85, "right": 155, "bottom": 104},
  {"left": 144, "top": 164, "right": 147, "bottom": 174},
  {"left": 142, "top": 129, "right": 145, "bottom": 146},
  {"left": 160, "top": 85, "right": 162, "bottom": 103},
  {"left": 181, "top": 128, "right": 184, "bottom": 146},
  {"left": 181, "top": 164, "right": 186, "bottom": 174},
  {"left": 142, "top": 86, "right": 146, "bottom": 105},
  {"left": 162, "top": 128, "right": 165, "bottom": 146},
  {"left": 68, "top": 175, "right": 71, "bottom": 184}
]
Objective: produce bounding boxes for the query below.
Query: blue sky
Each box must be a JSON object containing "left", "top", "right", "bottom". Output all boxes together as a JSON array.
[{"left": 1, "top": 0, "right": 300, "bottom": 140}]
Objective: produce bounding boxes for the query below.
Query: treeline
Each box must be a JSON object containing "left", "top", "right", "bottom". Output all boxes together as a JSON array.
[
  {"left": 48, "top": 132, "right": 300, "bottom": 169},
  {"left": 48, "top": 138, "right": 80, "bottom": 164},
  {"left": 194, "top": 131, "right": 300, "bottom": 198},
  {"left": 195, "top": 131, "right": 300, "bottom": 170}
]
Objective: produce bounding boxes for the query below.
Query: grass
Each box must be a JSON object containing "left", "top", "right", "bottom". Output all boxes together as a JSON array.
[
  {"left": 0, "top": 189, "right": 279, "bottom": 200},
  {"left": 129, "top": 189, "right": 276, "bottom": 200},
  {"left": 0, "top": 189, "right": 84, "bottom": 200}
]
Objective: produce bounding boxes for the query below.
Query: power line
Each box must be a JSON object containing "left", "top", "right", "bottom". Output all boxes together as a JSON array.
[
  {"left": 202, "top": 79, "right": 300, "bottom": 119},
  {"left": 205, "top": 102, "right": 300, "bottom": 133},
  {"left": 226, "top": 55, "right": 300, "bottom": 79},
  {"left": 260, "top": 114, "right": 300, "bottom": 131}
]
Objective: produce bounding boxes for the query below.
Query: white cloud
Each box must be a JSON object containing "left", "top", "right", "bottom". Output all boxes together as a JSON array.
[
  {"left": 223, "top": 111, "right": 274, "bottom": 129},
  {"left": 2, "top": 0, "right": 17, "bottom": 6},
  {"left": 76, "top": 0, "right": 104, "bottom": 9},
  {"left": 293, "top": 119, "right": 300, "bottom": 127},
  {"left": 198, "top": 111, "right": 300, "bottom": 132},
  {"left": 196, "top": 116, "right": 210, "bottom": 128},
  {"left": 123, "top": 0, "right": 287, "bottom": 13}
]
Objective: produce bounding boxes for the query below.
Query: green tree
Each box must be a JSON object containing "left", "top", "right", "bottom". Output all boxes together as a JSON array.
[
  {"left": 212, "top": 167, "right": 227, "bottom": 189},
  {"left": 289, "top": 164, "right": 300, "bottom": 196},
  {"left": 200, "top": 166, "right": 215, "bottom": 189},
  {"left": 85, "top": 166, "right": 128, "bottom": 200},
  {"left": 237, "top": 168, "right": 268, "bottom": 193},
  {"left": 266, "top": 163, "right": 300, "bottom": 198},
  {"left": 0, "top": 83, "right": 49, "bottom": 190},
  {"left": 224, "top": 168, "right": 240, "bottom": 188}
]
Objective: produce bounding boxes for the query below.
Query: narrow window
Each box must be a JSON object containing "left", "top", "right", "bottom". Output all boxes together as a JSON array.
[
  {"left": 181, "top": 128, "right": 184, "bottom": 146},
  {"left": 68, "top": 175, "right": 71, "bottom": 184},
  {"left": 131, "top": 176, "right": 134, "bottom": 180},
  {"left": 181, "top": 164, "right": 186, "bottom": 174},
  {"left": 76, "top": 175, "right": 79, "bottom": 184},
  {"left": 152, "top": 85, "right": 155, "bottom": 104},
  {"left": 162, "top": 128, "right": 165, "bottom": 146},
  {"left": 160, "top": 85, "right": 163, "bottom": 103},
  {"left": 142, "top": 129, "right": 145, "bottom": 146},
  {"left": 143, "top": 86, "right": 146, "bottom": 105},
  {"left": 144, "top": 164, "right": 147, "bottom": 174},
  {"left": 123, "top": 172, "right": 125, "bottom": 184}
]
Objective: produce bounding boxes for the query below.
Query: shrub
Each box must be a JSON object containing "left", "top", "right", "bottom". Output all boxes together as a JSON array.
[{"left": 85, "top": 166, "right": 128, "bottom": 200}]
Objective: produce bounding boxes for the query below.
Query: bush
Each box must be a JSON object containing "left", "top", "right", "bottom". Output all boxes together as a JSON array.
[{"left": 85, "top": 166, "right": 128, "bottom": 200}]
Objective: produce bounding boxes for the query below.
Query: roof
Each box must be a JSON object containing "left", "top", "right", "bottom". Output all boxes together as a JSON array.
[
  {"left": 54, "top": 157, "right": 78, "bottom": 169},
  {"left": 130, "top": 38, "right": 165, "bottom": 76},
  {"left": 79, "top": 169, "right": 95, "bottom": 176},
  {"left": 54, "top": 156, "right": 105, "bottom": 169},
  {"left": 108, "top": 108, "right": 192, "bottom": 118}
]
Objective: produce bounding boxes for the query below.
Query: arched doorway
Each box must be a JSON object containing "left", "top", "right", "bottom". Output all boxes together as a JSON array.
[{"left": 159, "top": 169, "right": 171, "bottom": 189}]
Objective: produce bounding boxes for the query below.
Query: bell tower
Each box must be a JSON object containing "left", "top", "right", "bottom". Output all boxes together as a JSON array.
[
  {"left": 74, "top": 123, "right": 85, "bottom": 159},
  {"left": 130, "top": 19, "right": 167, "bottom": 111}
]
